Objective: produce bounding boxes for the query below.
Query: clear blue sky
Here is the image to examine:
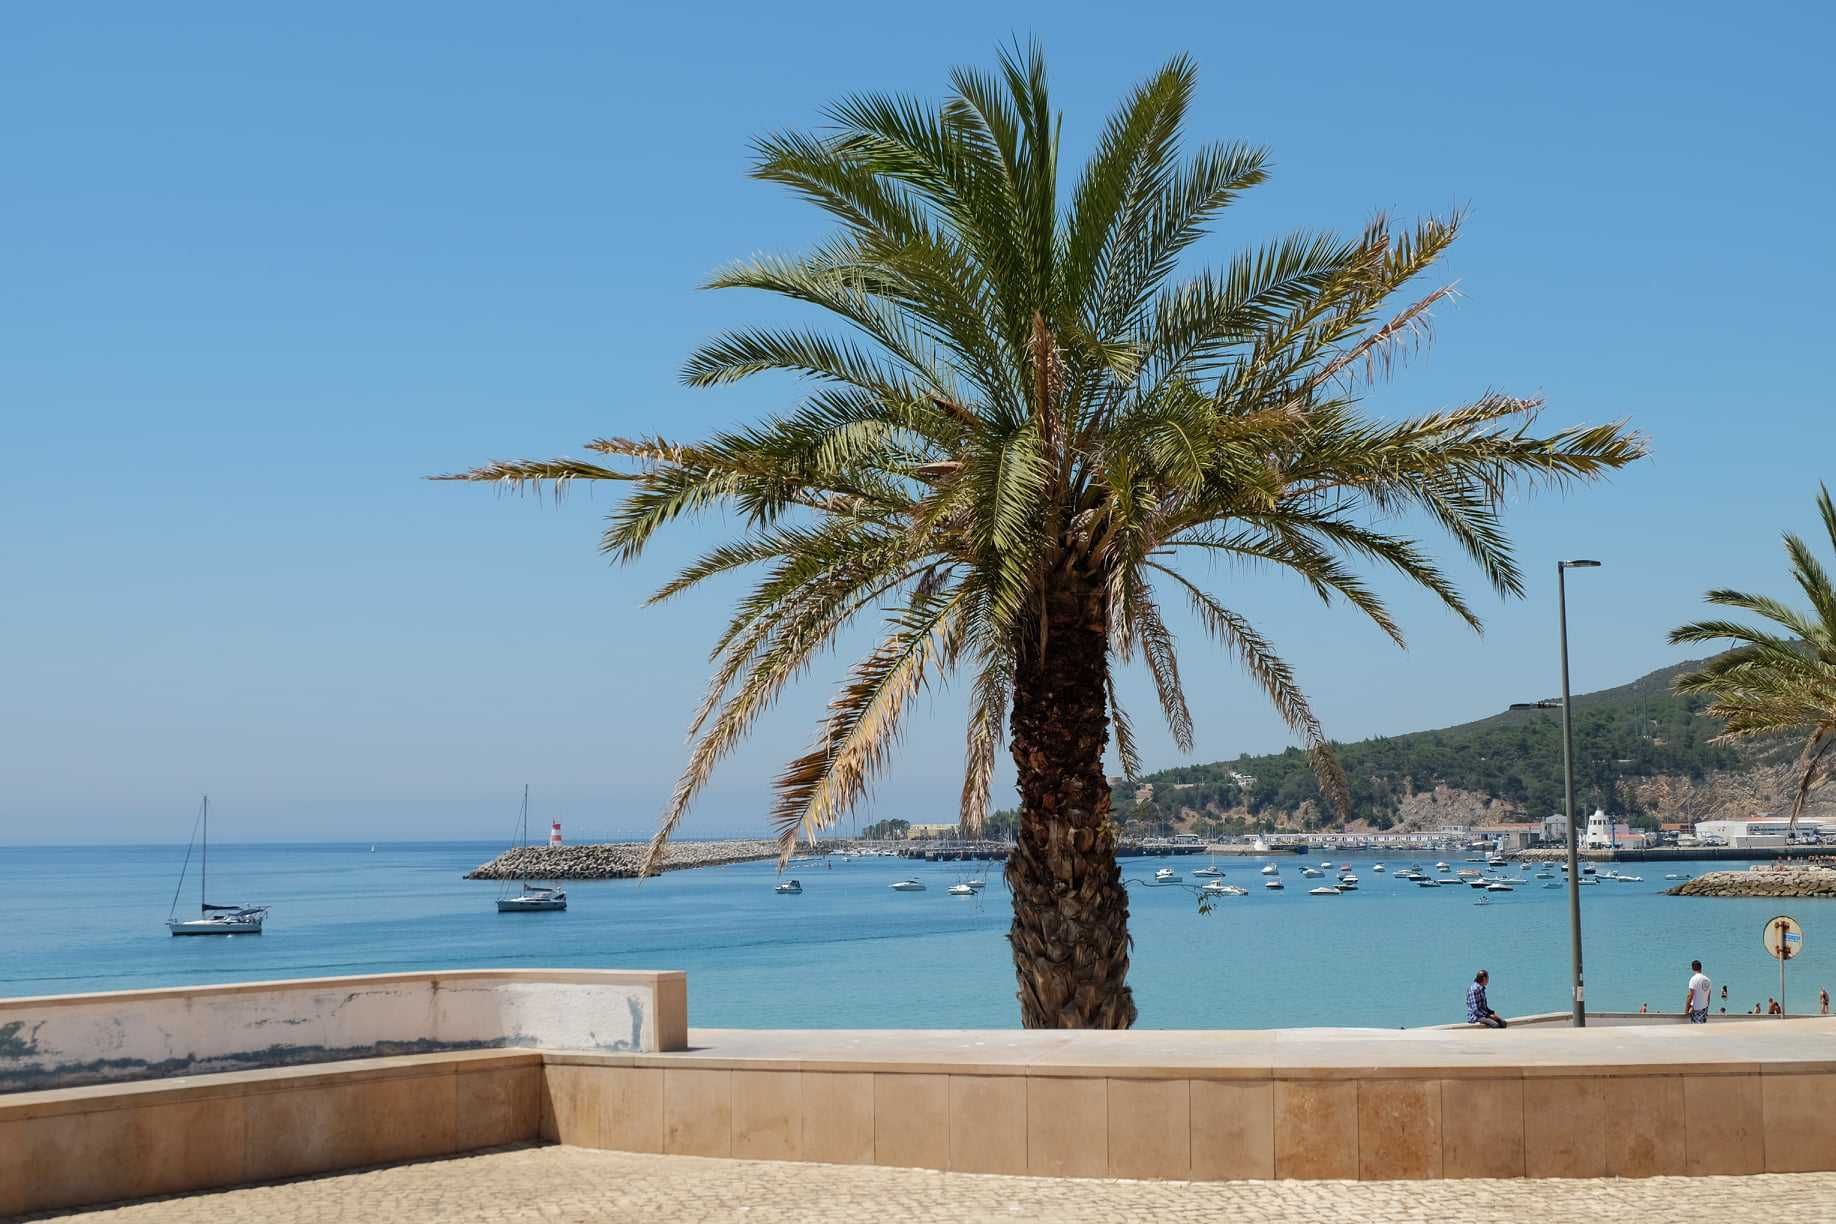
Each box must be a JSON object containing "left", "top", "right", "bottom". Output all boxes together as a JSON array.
[{"left": 4, "top": 3, "right": 1832, "bottom": 843}]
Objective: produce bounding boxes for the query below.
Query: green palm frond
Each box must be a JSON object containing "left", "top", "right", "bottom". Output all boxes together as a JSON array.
[{"left": 1672, "top": 486, "right": 1836, "bottom": 832}]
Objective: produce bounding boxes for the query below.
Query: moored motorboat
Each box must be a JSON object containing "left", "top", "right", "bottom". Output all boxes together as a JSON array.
[
  {"left": 1260, "top": 863, "right": 1279, "bottom": 875},
  {"left": 1300, "top": 866, "right": 1324, "bottom": 878},
  {"left": 1372, "top": 864, "right": 1386, "bottom": 873},
  {"left": 890, "top": 879, "right": 927, "bottom": 892},
  {"left": 1486, "top": 882, "right": 1514, "bottom": 892},
  {"left": 1264, "top": 878, "right": 1285, "bottom": 890},
  {"left": 947, "top": 882, "right": 976, "bottom": 896},
  {"left": 1201, "top": 879, "right": 1247, "bottom": 896},
  {"left": 1154, "top": 867, "right": 1180, "bottom": 883},
  {"left": 1309, "top": 886, "right": 1341, "bottom": 896},
  {"left": 775, "top": 879, "right": 803, "bottom": 895}
]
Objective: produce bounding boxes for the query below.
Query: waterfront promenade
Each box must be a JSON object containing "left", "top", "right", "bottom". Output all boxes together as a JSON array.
[{"left": 32, "top": 1145, "right": 1836, "bottom": 1223}]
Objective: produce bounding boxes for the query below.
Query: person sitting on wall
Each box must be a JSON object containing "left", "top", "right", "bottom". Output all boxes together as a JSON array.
[{"left": 1466, "top": 969, "right": 1506, "bottom": 1029}]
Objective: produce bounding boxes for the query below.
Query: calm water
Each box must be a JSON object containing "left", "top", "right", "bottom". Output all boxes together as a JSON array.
[{"left": 0, "top": 843, "right": 1824, "bottom": 1027}]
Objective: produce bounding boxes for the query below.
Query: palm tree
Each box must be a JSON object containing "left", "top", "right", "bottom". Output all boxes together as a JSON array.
[
  {"left": 1671, "top": 486, "right": 1836, "bottom": 835},
  {"left": 441, "top": 47, "right": 1645, "bottom": 1028}
]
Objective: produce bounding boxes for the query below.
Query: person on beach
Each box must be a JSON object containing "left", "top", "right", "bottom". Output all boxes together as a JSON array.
[
  {"left": 1467, "top": 970, "right": 1506, "bottom": 1029},
  {"left": 1684, "top": 961, "right": 1711, "bottom": 1024},
  {"left": 1721, "top": 984, "right": 1729, "bottom": 1002},
  {"left": 1821, "top": 988, "right": 1829, "bottom": 1016},
  {"left": 1769, "top": 997, "right": 1783, "bottom": 1016}
]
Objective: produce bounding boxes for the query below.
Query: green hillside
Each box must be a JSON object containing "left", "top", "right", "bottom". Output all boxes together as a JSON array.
[{"left": 1129, "top": 656, "right": 1747, "bottom": 832}]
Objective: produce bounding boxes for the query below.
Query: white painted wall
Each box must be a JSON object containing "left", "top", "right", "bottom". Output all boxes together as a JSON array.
[{"left": 0, "top": 970, "right": 679, "bottom": 1092}]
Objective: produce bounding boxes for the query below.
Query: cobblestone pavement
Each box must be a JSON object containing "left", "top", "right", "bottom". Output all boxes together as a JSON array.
[{"left": 26, "top": 1144, "right": 1836, "bottom": 1223}]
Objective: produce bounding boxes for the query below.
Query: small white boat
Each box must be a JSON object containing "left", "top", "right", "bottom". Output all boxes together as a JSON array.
[
  {"left": 1264, "top": 878, "right": 1285, "bottom": 890},
  {"left": 1154, "top": 867, "right": 1180, "bottom": 883},
  {"left": 1336, "top": 874, "right": 1358, "bottom": 889},
  {"left": 1321, "top": 861, "right": 1334, "bottom": 868},
  {"left": 1435, "top": 862, "right": 1450, "bottom": 872},
  {"left": 1486, "top": 882, "right": 1514, "bottom": 892},
  {"left": 494, "top": 786, "right": 568, "bottom": 913},
  {"left": 1372, "top": 864, "right": 1386, "bottom": 873},
  {"left": 1260, "top": 863, "right": 1279, "bottom": 875},
  {"left": 1618, "top": 874, "right": 1643, "bottom": 883},
  {"left": 167, "top": 796, "right": 270, "bottom": 936},
  {"left": 1414, "top": 879, "right": 1440, "bottom": 888},
  {"left": 947, "top": 883, "right": 976, "bottom": 896},
  {"left": 1664, "top": 873, "right": 1691, "bottom": 881},
  {"left": 1300, "top": 866, "right": 1324, "bottom": 878},
  {"left": 1201, "top": 879, "right": 1245, "bottom": 896},
  {"left": 1487, "top": 854, "right": 1507, "bottom": 867},
  {"left": 1309, "top": 886, "right": 1341, "bottom": 896},
  {"left": 1577, "top": 876, "right": 1598, "bottom": 886},
  {"left": 1543, "top": 881, "right": 1563, "bottom": 889},
  {"left": 775, "top": 879, "right": 803, "bottom": 895},
  {"left": 966, "top": 878, "right": 987, "bottom": 891},
  {"left": 890, "top": 879, "right": 927, "bottom": 892},
  {"left": 1191, "top": 865, "right": 1223, "bottom": 878}
]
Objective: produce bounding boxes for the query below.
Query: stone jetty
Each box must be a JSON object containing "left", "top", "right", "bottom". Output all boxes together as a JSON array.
[
  {"left": 1667, "top": 867, "right": 1836, "bottom": 899},
  {"left": 465, "top": 839, "right": 783, "bottom": 880}
]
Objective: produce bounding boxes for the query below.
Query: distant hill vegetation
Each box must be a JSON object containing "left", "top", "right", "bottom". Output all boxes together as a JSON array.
[{"left": 1126, "top": 656, "right": 1766, "bottom": 833}]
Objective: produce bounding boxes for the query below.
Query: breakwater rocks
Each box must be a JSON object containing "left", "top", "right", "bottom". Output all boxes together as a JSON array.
[
  {"left": 1668, "top": 868, "right": 1836, "bottom": 899},
  {"left": 465, "top": 840, "right": 782, "bottom": 880}
]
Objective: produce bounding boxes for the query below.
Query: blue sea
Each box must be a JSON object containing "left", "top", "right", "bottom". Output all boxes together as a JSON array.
[{"left": 0, "top": 843, "right": 1824, "bottom": 1027}]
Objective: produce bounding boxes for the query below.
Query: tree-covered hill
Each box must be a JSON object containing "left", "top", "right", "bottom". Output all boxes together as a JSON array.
[{"left": 1129, "top": 656, "right": 1756, "bottom": 832}]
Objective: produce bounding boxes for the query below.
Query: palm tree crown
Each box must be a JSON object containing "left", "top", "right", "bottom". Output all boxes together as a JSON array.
[
  {"left": 1671, "top": 486, "right": 1836, "bottom": 828},
  {"left": 443, "top": 46, "right": 1645, "bottom": 1027}
]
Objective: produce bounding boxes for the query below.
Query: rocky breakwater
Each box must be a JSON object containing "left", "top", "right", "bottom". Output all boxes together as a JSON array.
[
  {"left": 465, "top": 839, "right": 781, "bottom": 880},
  {"left": 1668, "top": 867, "right": 1836, "bottom": 899}
]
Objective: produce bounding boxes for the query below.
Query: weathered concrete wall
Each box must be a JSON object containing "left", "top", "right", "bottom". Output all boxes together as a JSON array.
[{"left": 0, "top": 969, "right": 686, "bottom": 1092}]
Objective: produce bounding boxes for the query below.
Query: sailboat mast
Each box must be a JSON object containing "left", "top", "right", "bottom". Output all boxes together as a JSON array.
[
  {"left": 521, "top": 784, "right": 531, "bottom": 888},
  {"left": 201, "top": 795, "right": 208, "bottom": 912}
]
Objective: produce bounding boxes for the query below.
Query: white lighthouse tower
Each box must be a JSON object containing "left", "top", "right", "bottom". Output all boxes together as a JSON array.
[{"left": 549, "top": 819, "right": 563, "bottom": 847}]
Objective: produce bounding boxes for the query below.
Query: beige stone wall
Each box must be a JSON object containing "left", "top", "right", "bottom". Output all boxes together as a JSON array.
[
  {"left": 5, "top": 1044, "right": 1835, "bottom": 1214},
  {"left": 0, "top": 1051, "right": 543, "bottom": 1217},
  {"left": 537, "top": 1056, "right": 1817, "bottom": 1182}
]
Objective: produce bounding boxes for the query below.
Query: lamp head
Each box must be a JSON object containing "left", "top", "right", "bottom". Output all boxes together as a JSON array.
[{"left": 1560, "top": 559, "right": 1602, "bottom": 569}]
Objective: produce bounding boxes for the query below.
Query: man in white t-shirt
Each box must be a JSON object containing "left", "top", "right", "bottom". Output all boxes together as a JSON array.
[{"left": 1684, "top": 960, "right": 1712, "bottom": 1024}]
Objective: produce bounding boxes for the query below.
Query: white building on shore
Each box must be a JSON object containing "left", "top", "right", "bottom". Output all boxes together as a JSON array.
[
  {"left": 1581, "top": 808, "right": 1637, "bottom": 850},
  {"left": 1695, "top": 817, "right": 1829, "bottom": 848}
]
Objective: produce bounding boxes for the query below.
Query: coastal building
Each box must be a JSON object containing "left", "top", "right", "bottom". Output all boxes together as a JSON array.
[
  {"left": 903, "top": 822, "right": 959, "bottom": 840},
  {"left": 1580, "top": 808, "right": 1639, "bottom": 850},
  {"left": 1695, "top": 817, "right": 1829, "bottom": 848},
  {"left": 1475, "top": 823, "right": 1539, "bottom": 852},
  {"left": 1542, "top": 812, "right": 1569, "bottom": 844}
]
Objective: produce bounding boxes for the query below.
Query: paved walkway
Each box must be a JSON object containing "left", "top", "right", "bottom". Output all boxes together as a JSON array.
[{"left": 26, "top": 1145, "right": 1836, "bottom": 1222}]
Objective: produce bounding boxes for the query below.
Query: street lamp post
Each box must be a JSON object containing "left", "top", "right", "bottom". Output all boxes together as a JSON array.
[
  {"left": 1511, "top": 558, "right": 1600, "bottom": 1028},
  {"left": 1557, "top": 560, "right": 1600, "bottom": 1026}
]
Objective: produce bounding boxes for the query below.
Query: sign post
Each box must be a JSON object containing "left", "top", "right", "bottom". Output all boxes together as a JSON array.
[{"left": 1763, "top": 915, "right": 1804, "bottom": 1015}]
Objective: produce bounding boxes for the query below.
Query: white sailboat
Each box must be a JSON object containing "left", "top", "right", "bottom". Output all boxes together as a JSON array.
[
  {"left": 167, "top": 796, "right": 269, "bottom": 936},
  {"left": 497, "top": 786, "right": 567, "bottom": 913}
]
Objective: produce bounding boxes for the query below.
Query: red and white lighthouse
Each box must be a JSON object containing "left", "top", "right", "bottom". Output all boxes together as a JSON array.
[{"left": 549, "top": 820, "right": 563, "bottom": 846}]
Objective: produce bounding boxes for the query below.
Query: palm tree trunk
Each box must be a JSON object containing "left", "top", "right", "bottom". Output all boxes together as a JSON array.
[{"left": 1005, "top": 559, "right": 1136, "bottom": 1029}]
